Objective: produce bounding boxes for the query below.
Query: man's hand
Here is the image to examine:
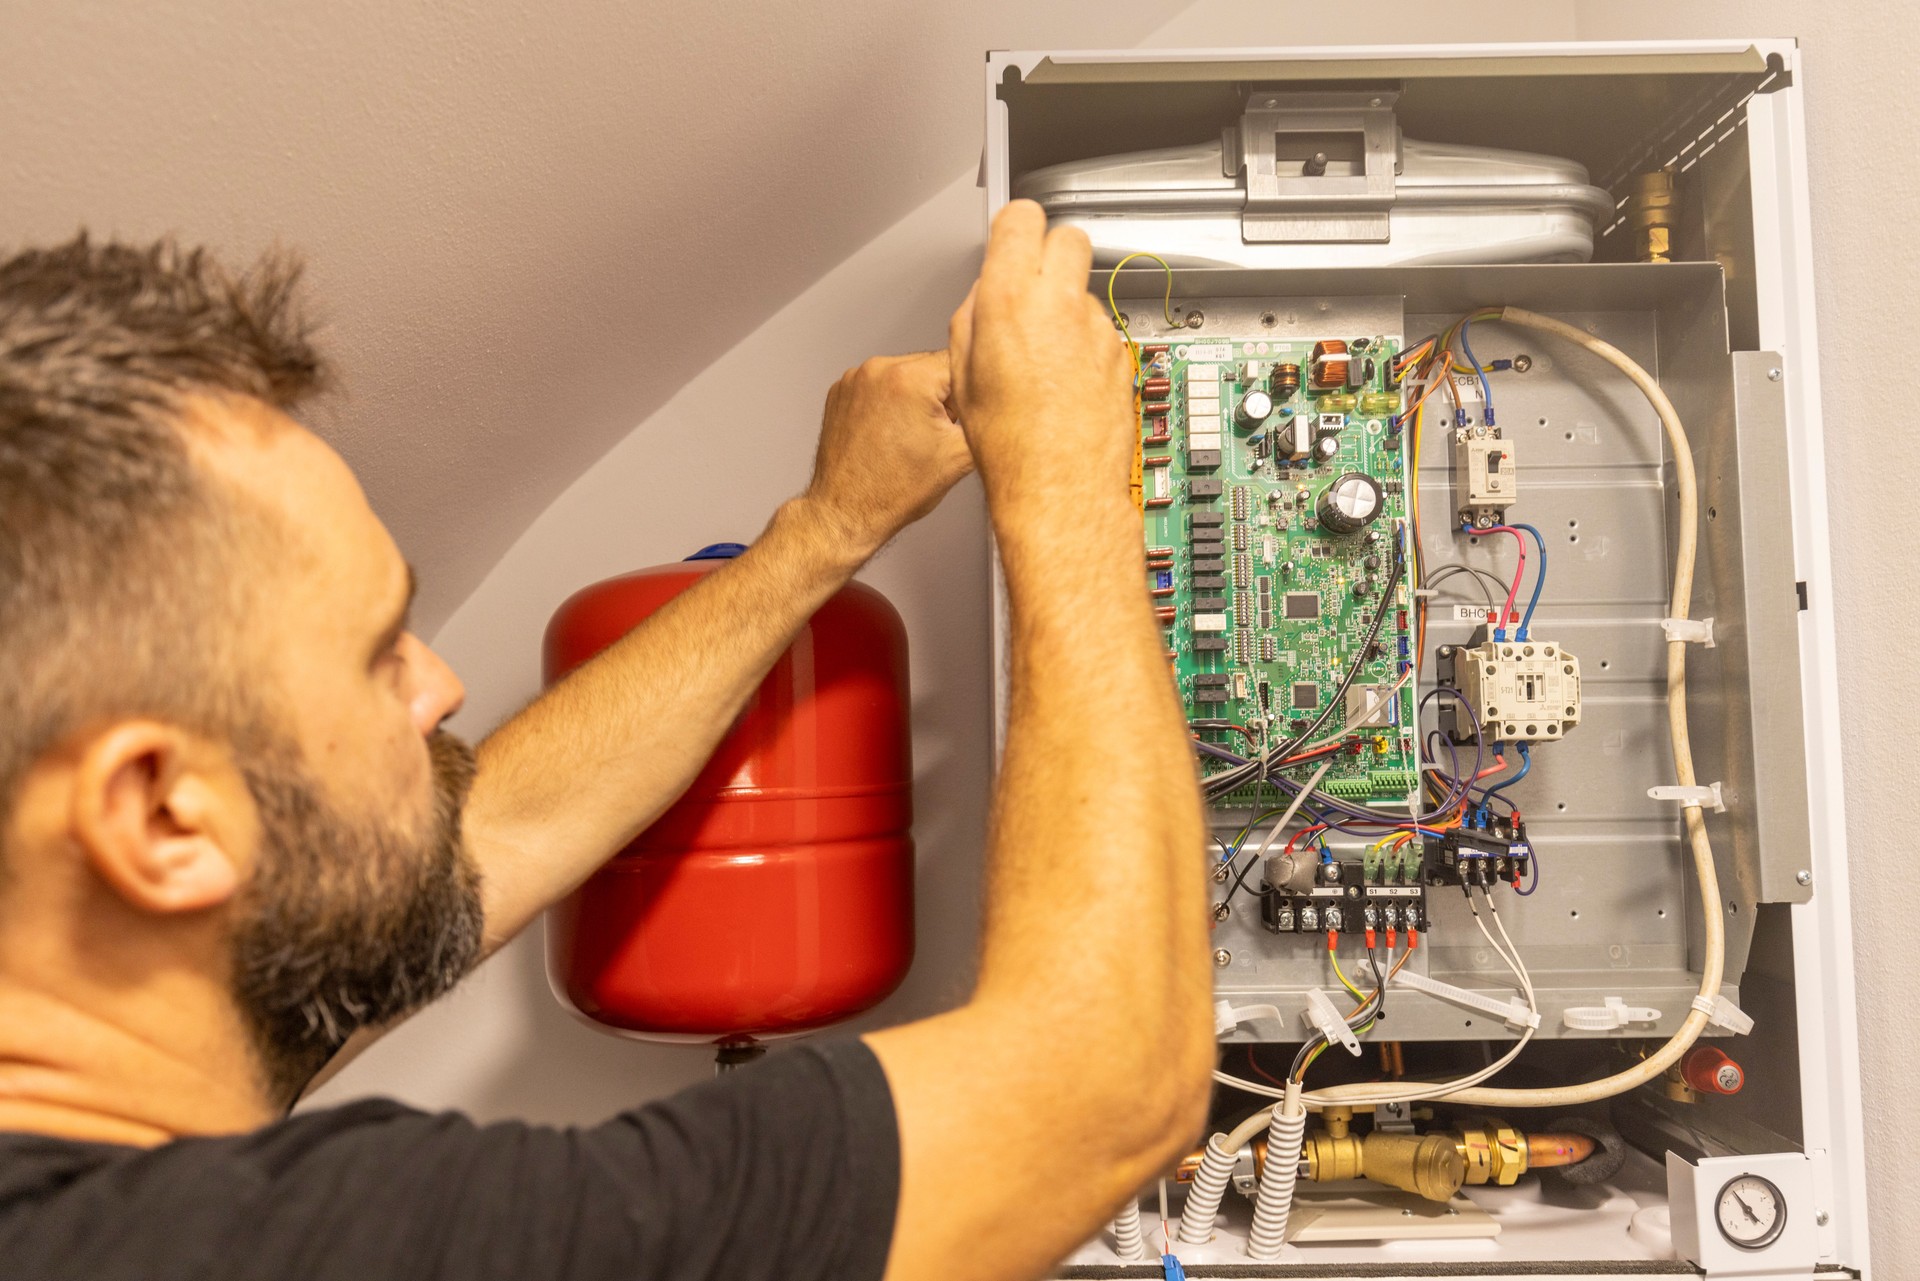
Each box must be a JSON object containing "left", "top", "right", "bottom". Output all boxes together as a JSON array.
[
  {"left": 802, "top": 351, "right": 973, "bottom": 562},
  {"left": 947, "top": 201, "right": 1135, "bottom": 516}
]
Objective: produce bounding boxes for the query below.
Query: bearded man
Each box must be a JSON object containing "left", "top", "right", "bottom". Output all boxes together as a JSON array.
[{"left": 0, "top": 202, "right": 1213, "bottom": 1281}]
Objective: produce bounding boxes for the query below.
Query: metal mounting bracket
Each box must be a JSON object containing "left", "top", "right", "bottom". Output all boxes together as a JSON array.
[{"left": 1227, "top": 91, "right": 1400, "bottom": 244}]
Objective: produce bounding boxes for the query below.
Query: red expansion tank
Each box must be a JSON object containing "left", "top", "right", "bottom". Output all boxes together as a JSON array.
[{"left": 542, "top": 543, "right": 914, "bottom": 1042}]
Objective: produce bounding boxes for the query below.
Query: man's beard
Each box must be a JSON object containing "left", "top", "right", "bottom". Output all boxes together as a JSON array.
[{"left": 230, "top": 730, "right": 486, "bottom": 1104}]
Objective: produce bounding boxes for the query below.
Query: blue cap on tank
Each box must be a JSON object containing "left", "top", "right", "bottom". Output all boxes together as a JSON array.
[{"left": 684, "top": 542, "right": 748, "bottom": 561}]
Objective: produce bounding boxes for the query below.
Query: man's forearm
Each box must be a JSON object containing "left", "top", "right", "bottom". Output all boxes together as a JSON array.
[{"left": 463, "top": 496, "right": 868, "bottom": 951}]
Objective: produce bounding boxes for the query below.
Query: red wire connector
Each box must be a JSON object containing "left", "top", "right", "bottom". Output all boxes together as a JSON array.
[
  {"left": 1407, "top": 928, "right": 1420, "bottom": 950},
  {"left": 1326, "top": 929, "right": 1339, "bottom": 952},
  {"left": 1365, "top": 927, "right": 1378, "bottom": 950},
  {"left": 1386, "top": 927, "right": 1398, "bottom": 950}
]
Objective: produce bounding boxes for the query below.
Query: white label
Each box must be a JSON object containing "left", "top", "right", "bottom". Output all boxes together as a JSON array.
[
  {"left": 1187, "top": 345, "right": 1232, "bottom": 362},
  {"left": 1453, "top": 604, "right": 1501, "bottom": 623}
]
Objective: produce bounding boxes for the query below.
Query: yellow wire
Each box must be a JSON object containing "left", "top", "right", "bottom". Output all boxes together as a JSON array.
[
  {"left": 1105, "top": 252, "right": 1179, "bottom": 380},
  {"left": 1329, "top": 945, "right": 1366, "bottom": 1001}
]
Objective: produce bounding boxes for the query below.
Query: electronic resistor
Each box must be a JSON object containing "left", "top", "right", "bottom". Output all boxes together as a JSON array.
[
  {"left": 1147, "top": 546, "right": 1176, "bottom": 560},
  {"left": 1142, "top": 400, "right": 1171, "bottom": 417},
  {"left": 1154, "top": 606, "right": 1178, "bottom": 622},
  {"left": 1142, "top": 344, "right": 1170, "bottom": 358},
  {"left": 1141, "top": 377, "right": 1172, "bottom": 400},
  {"left": 1144, "top": 455, "right": 1172, "bottom": 468},
  {"left": 1143, "top": 430, "right": 1171, "bottom": 446},
  {"left": 1150, "top": 585, "right": 1176, "bottom": 599},
  {"left": 1309, "top": 340, "right": 1350, "bottom": 390},
  {"left": 1146, "top": 496, "right": 1173, "bottom": 508}
]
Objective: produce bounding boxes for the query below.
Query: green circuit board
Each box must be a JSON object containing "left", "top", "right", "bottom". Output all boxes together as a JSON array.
[{"left": 1142, "top": 335, "right": 1419, "bottom": 807}]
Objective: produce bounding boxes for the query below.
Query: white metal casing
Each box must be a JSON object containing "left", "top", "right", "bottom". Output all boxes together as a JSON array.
[{"left": 982, "top": 39, "right": 1868, "bottom": 1279}]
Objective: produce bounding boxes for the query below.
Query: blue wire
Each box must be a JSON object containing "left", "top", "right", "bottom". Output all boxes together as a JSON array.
[
  {"left": 1510, "top": 522, "right": 1548, "bottom": 640},
  {"left": 1458, "top": 316, "right": 1494, "bottom": 425},
  {"left": 1481, "top": 742, "right": 1532, "bottom": 811},
  {"left": 1162, "top": 1254, "right": 1187, "bottom": 1280}
]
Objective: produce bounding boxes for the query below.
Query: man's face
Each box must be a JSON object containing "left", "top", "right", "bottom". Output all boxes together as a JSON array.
[{"left": 187, "top": 398, "right": 483, "bottom": 1099}]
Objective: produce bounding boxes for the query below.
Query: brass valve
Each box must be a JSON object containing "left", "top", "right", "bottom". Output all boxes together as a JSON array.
[{"left": 1626, "top": 168, "right": 1677, "bottom": 264}]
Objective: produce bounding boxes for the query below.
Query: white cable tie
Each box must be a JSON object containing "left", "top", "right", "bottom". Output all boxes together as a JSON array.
[
  {"left": 1391, "top": 967, "right": 1540, "bottom": 1031},
  {"left": 1562, "top": 996, "right": 1661, "bottom": 1031},
  {"left": 1691, "top": 993, "right": 1754, "bottom": 1035},
  {"left": 1302, "top": 989, "right": 1363, "bottom": 1056},
  {"left": 1647, "top": 782, "right": 1726, "bottom": 813},
  {"left": 1214, "top": 1000, "right": 1284, "bottom": 1037},
  {"left": 1660, "top": 616, "right": 1716, "bottom": 647}
]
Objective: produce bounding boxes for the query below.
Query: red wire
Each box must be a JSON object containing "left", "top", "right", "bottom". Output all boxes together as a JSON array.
[
  {"left": 1247, "top": 1044, "right": 1288, "bottom": 1087},
  {"left": 1477, "top": 524, "right": 1528, "bottom": 632}
]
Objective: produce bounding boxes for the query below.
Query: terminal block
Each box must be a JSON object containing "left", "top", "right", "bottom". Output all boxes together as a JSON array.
[
  {"left": 1435, "top": 635, "right": 1581, "bottom": 743},
  {"left": 1424, "top": 818, "right": 1533, "bottom": 889},
  {"left": 1453, "top": 424, "right": 1516, "bottom": 528},
  {"left": 1259, "top": 855, "right": 1429, "bottom": 938}
]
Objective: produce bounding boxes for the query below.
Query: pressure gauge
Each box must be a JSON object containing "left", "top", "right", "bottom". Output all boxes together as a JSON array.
[{"left": 1715, "top": 1173, "right": 1787, "bottom": 1251}]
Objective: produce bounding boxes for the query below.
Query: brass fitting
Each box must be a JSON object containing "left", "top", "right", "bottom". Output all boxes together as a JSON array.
[
  {"left": 1626, "top": 169, "right": 1677, "bottom": 263},
  {"left": 1454, "top": 1124, "right": 1529, "bottom": 1185},
  {"left": 1304, "top": 1125, "right": 1465, "bottom": 1203}
]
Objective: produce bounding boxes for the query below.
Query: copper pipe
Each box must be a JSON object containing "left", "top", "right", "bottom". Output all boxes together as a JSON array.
[{"left": 1525, "top": 1132, "right": 1597, "bottom": 1168}]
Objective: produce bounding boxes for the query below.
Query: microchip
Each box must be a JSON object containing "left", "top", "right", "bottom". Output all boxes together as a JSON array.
[
  {"left": 1291, "top": 682, "right": 1320, "bottom": 710},
  {"left": 1285, "top": 592, "right": 1322, "bottom": 620}
]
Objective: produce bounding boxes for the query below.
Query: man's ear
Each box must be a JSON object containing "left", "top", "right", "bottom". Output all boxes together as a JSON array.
[{"left": 69, "top": 722, "right": 249, "bottom": 914}]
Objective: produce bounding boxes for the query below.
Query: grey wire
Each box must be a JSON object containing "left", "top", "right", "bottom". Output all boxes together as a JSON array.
[{"left": 1424, "top": 563, "right": 1505, "bottom": 619}]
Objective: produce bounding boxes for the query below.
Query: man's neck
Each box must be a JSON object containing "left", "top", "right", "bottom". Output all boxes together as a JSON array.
[{"left": 0, "top": 977, "right": 276, "bottom": 1147}]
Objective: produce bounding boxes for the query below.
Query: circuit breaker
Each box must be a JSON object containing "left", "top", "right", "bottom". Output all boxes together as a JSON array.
[{"left": 986, "top": 38, "right": 1866, "bottom": 1281}]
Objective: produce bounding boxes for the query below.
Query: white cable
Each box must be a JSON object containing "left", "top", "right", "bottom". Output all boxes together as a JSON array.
[
  {"left": 1175, "top": 1134, "right": 1237, "bottom": 1245},
  {"left": 1111, "top": 1197, "right": 1149, "bottom": 1261},
  {"left": 1248, "top": 756, "right": 1337, "bottom": 867},
  {"left": 1246, "top": 1081, "right": 1307, "bottom": 1260}
]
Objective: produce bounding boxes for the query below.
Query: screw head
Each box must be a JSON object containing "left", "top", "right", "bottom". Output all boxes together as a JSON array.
[
  {"left": 1185, "top": 310, "right": 1206, "bottom": 329},
  {"left": 1768, "top": 367, "right": 1783, "bottom": 381},
  {"left": 1817, "top": 1210, "right": 1830, "bottom": 1226},
  {"left": 1796, "top": 869, "right": 1812, "bottom": 886},
  {"left": 1213, "top": 902, "right": 1232, "bottom": 922},
  {"left": 1213, "top": 948, "right": 1232, "bottom": 968}
]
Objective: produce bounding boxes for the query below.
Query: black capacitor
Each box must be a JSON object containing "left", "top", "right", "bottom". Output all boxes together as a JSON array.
[
  {"left": 1236, "top": 389, "right": 1275, "bottom": 427},
  {"left": 1316, "top": 472, "right": 1384, "bottom": 535},
  {"left": 1312, "top": 434, "right": 1340, "bottom": 464}
]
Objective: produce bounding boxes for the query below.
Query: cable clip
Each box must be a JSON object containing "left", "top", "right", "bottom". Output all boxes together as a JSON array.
[
  {"left": 1301, "top": 989, "right": 1364, "bottom": 1056},
  {"left": 1214, "top": 1000, "right": 1284, "bottom": 1037},
  {"left": 1562, "top": 996, "right": 1661, "bottom": 1031},
  {"left": 1660, "top": 616, "right": 1716, "bottom": 647},
  {"left": 1391, "top": 967, "right": 1539, "bottom": 1031},
  {"left": 1691, "top": 993, "right": 1755, "bottom": 1035},
  {"left": 1647, "top": 782, "right": 1727, "bottom": 813}
]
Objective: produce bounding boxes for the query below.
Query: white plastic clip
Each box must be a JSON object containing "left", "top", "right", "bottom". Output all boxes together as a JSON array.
[
  {"left": 1302, "top": 989, "right": 1363, "bottom": 1056},
  {"left": 1661, "top": 616, "right": 1716, "bottom": 647},
  {"left": 1391, "top": 967, "right": 1540, "bottom": 1031},
  {"left": 1647, "top": 781, "right": 1727, "bottom": 813},
  {"left": 1214, "top": 1000, "right": 1284, "bottom": 1037},
  {"left": 1562, "top": 996, "right": 1661, "bottom": 1031},
  {"left": 1691, "top": 993, "right": 1755, "bottom": 1035}
]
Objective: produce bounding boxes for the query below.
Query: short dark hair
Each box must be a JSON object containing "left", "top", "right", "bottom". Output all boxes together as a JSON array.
[{"left": 0, "top": 234, "right": 330, "bottom": 842}]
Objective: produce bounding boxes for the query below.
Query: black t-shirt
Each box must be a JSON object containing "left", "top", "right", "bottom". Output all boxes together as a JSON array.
[{"left": 0, "top": 1038, "right": 898, "bottom": 1280}]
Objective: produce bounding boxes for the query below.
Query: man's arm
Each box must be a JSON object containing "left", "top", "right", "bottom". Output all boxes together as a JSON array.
[
  {"left": 461, "top": 353, "right": 972, "bottom": 952},
  {"left": 865, "top": 202, "right": 1216, "bottom": 1280}
]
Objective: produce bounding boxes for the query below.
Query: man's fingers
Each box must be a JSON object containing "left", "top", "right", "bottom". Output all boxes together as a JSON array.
[
  {"left": 979, "top": 200, "right": 1046, "bottom": 286},
  {"left": 1041, "top": 223, "right": 1093, "bottom": 283}
]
